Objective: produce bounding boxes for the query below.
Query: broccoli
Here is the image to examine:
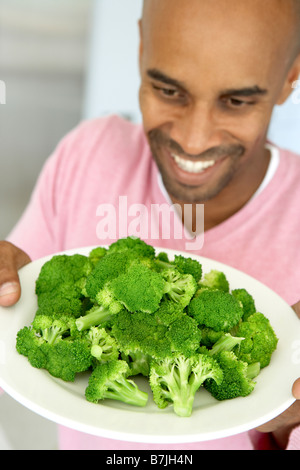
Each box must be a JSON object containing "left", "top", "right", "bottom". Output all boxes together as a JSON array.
[
  {"left": 234, "top": 312, "right": 278, "bottom": 368},
  {"left": 15, "top": 237, "right": 279, "bottom": 416},
  {"left": 109, "top": 263, "right": 166, "bottom": 313},
  {"left": 36, "top": 254, "right": 93, "bottom": 295},
  {"left": 44, "top": 338, "right": 92, "bottom": 382},
  {"left": 112, "top": 303, "right": 201, "bottom": 360},
  {"left": 16, "top": 326, "right": 48, "bottom": 370},
  {"left": 204, "top": 351, "right": 258, "bottom": 401},
  {"left": 107, "top": 236, "right": 156, "bottom": 259},
  {"left": 188, "top": 289, "right": 243, "bottom": 332},
  {"left": 149, "top": 354, "right": 223, "bottom": 417},
  {"left": 83, "top": 251, "right": 131, "bottom": 300},
  {"left": 231, "top": 288, "right": 257, "bottom": 321},
  {"left": 88, "top": 246, "right": 108, "bottom": 266},
  {"left": 85, "top": 360, "right": 148, "bottom": 407},
  {"left": 32, "top": 314, "right": 78, "bottom": 344},
  {"left": 35, "top": 254, "right": 94, "bottom": 319},
  {"left": 161, "top": 269, "right": 198, "bottom": 308},
  {"left": 16, "top": 318, "right": 93, "bottom": 382},
  {"left": 199, "top": 269, "right": 230, "bottom": 293},
  {"left": 84, "top": 252, "right": 165, "bottom": 314},
  {"left": 112, "top": 309, "right": 173, "bottom": 360},
  {"left": 85, "top": 327, "right": 120, "bottom": 363},
  {"left": 155, "top": 254, "right": 202, "bottom": 283}
]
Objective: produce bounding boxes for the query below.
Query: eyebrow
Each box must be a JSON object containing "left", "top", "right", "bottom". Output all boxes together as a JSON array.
[
  {"left": 147, "top": 69, "right": 187, "bottom": 89},
  {"left": 147, "top": 68, "right": 268, "bottom": 97}
]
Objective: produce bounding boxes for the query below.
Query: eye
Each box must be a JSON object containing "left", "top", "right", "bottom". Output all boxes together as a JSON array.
[
  {"left": 229, "top": 98, "right": 246, "bottom": 107},
  {"left": 152, "top": 84, "right": 185, "bottom": 101},
  {"left": 224, "top": 97, "right": 256, "bottom": 108}
]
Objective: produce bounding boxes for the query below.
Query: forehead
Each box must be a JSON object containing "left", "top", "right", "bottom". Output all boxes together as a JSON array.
[{"left": 141, "top": 0, "right": 296, "bottom": 83}]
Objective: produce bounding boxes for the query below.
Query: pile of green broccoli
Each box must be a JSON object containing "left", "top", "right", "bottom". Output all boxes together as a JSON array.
[{"left": 16, "top": 236, "right": 278, "bottom": 417}]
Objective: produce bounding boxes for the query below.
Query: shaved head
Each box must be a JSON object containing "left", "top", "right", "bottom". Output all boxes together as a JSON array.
[{"left": 142, "top": 0, "right": 300, "bottom": 58}]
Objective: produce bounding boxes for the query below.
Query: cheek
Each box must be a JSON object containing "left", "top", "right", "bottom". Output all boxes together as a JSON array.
[
  {"left": 139, "top": 85, "right": 176, "bottom": 133},
  {"left": 227, "top": 109, "right": 272, "bottom": 148}
]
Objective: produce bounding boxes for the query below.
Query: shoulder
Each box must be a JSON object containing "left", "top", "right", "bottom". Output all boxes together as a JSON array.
[
  {"left": 47, "top": 114, "right": 149, "bottom": 176},
  {"left": 278, "top": 146, "right": 300, "bottom": 168},
  {"left": 66, "top": 114, "right": 146, "bottom": 154}
]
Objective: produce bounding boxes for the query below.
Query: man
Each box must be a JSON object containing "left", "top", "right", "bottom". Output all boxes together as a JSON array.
[{"left": 0, "top": 0, "right": 300, "bottom": 450}]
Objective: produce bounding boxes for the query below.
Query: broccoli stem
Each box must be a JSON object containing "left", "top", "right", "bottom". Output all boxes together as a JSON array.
[
  {"left": 159, "top": 363, "right": 195, "bottom": 417},
  {"left": 90, "top": 344, "right": 104, "bottom": 360},
  {"left": 247, "top": 362, "right": 261, "bottom": 379},
  {"left": 209, "top": 333, "right": 244, "bottom": 356},
  {"left": 75, "top": 305, "right": 112, "bottom": 331},
  {"left": 104, "top": 377, "right": 148, "bottom": 407},
  {"left": 154, "top": 259, "right": 174, "bottom": 271},
  {"left": 42, "top": 326, "right": 64, "bottom": 346}
]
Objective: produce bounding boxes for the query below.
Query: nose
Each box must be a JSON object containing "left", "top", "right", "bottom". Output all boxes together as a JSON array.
[{"left": 169, "top": 102, "right": 223, "bottom": 156}]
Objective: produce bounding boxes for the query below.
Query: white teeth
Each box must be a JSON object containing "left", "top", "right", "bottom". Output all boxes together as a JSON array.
[{"left": 171, "top": 154, "right": 216, "bottom": 173}]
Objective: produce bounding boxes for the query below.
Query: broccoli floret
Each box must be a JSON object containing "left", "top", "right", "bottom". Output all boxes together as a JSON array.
[
  {"left": 86, "top": 327, "right": 119, "bottom": 363},
  {"left": 109, "top": 263, "right": 165, "bottom": 313},
  {"left": 35, "top": 254, "right": 93, "bottom": 319},
  {"left": 85, "top": 360, "right": 148, "bottom": 407},
  {"left": 45, "top": 338, "right": 92, "bottom": 382},
  {"left": 234, "top": 312, "right": 278, "bottom": 368},
  {"left": 35, "top": 254, "right": 93, "bottom": 295},
  {"left": 95, "top": 283, "right": 124, "bottom": 315},
  {"left": 188, "top": 289, "right": 243, "bottom": 332},
  {"left": 16, "top": 326, "right": 48, "bottom": 369},
  {"left": 199, "top": 269, "right": 230, "bottom": 293},
  {"left": 112, "top": 309, "right": 172, "bottom": 360},
  {"left": 204, "top": 351, "right": 258, "bottom": 400},
  {"left": 107, "top": 236, "right": 155, "bottom": 259},
  {"left": 231, "top": 288, "right": 256, "bottom": 321},
  {"left": 165, "top": 315, "right": 202, "bottom": 357},
  {"left": 32, "top": 314, "right": 78, "bottom": 345},
  {"left": 112, "top": 304, "right": 201, "bottom": 361},
  {"left": 35, "top": 284, "right": 87, "bottom": 319},
  {"left": 149, "top": 354, "right": 223, "bottom": 417},
  {"left": 16, "top": 319, "right": 93, "bottom": 381},
  {"left": 88, "top": 246, "right": 108, "bottom": 266},
  {"left": 155, "top": 254, "right": 202, "bottom": 283},
  {"left": 162, "top": 269, "right": 197, "bottom": 308},
  {"left": 83, "top": 251, "right": 131, "bottom": 300}
]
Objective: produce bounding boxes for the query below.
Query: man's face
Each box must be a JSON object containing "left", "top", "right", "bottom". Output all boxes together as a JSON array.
[{"left": 139, "top": 0, "right": 299, "bottom": 203}]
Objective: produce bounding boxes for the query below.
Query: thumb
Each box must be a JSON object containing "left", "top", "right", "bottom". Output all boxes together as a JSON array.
[
  {"left": 0, "top": 241, "right": 31, "bottom": 307},
  {"left": 292, "top": 300, "right": 300, "bottom": 319}
]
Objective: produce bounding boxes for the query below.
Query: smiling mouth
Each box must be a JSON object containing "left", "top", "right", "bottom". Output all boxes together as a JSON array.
[{"left": 171, "top": 153, "right": 218, "bottom": 174}]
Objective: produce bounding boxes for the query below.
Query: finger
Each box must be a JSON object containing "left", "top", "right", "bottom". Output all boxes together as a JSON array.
[
  {"left": 292, "top": 300, "right": 300, "bottom": 319},
  {"left": 292, "top": 378, "right": 300, "bottom": 400},
  {"left": 0, "top": 241, "right": 31, "bottom": 307}
]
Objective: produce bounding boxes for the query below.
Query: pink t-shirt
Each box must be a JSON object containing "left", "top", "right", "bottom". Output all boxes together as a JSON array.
[{"left": 8, "top": 115, "right": 300, "bottom": 450}]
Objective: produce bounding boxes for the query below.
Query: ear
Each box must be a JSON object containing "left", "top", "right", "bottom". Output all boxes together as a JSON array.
[{"left": 277, "top": 53, "right": 300, "bottom": 104}]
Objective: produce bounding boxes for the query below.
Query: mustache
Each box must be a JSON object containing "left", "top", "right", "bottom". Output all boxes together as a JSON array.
[{"left": 149, "top": 129, "right": 245, "bottom": 160}]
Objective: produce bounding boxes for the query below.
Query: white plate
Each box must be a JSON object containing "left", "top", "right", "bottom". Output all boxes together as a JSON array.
[{"left": 0, "top": 246, "right": 299, "bottom": 444}]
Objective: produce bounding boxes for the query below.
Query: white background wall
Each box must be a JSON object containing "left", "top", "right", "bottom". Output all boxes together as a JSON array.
[{"left": 83, "top": 0, "right": 143, "bottom": 123}]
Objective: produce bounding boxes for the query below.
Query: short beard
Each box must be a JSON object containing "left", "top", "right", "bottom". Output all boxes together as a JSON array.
[{"left": 148, "top": 128, "right": 245, "bottom": 203}]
